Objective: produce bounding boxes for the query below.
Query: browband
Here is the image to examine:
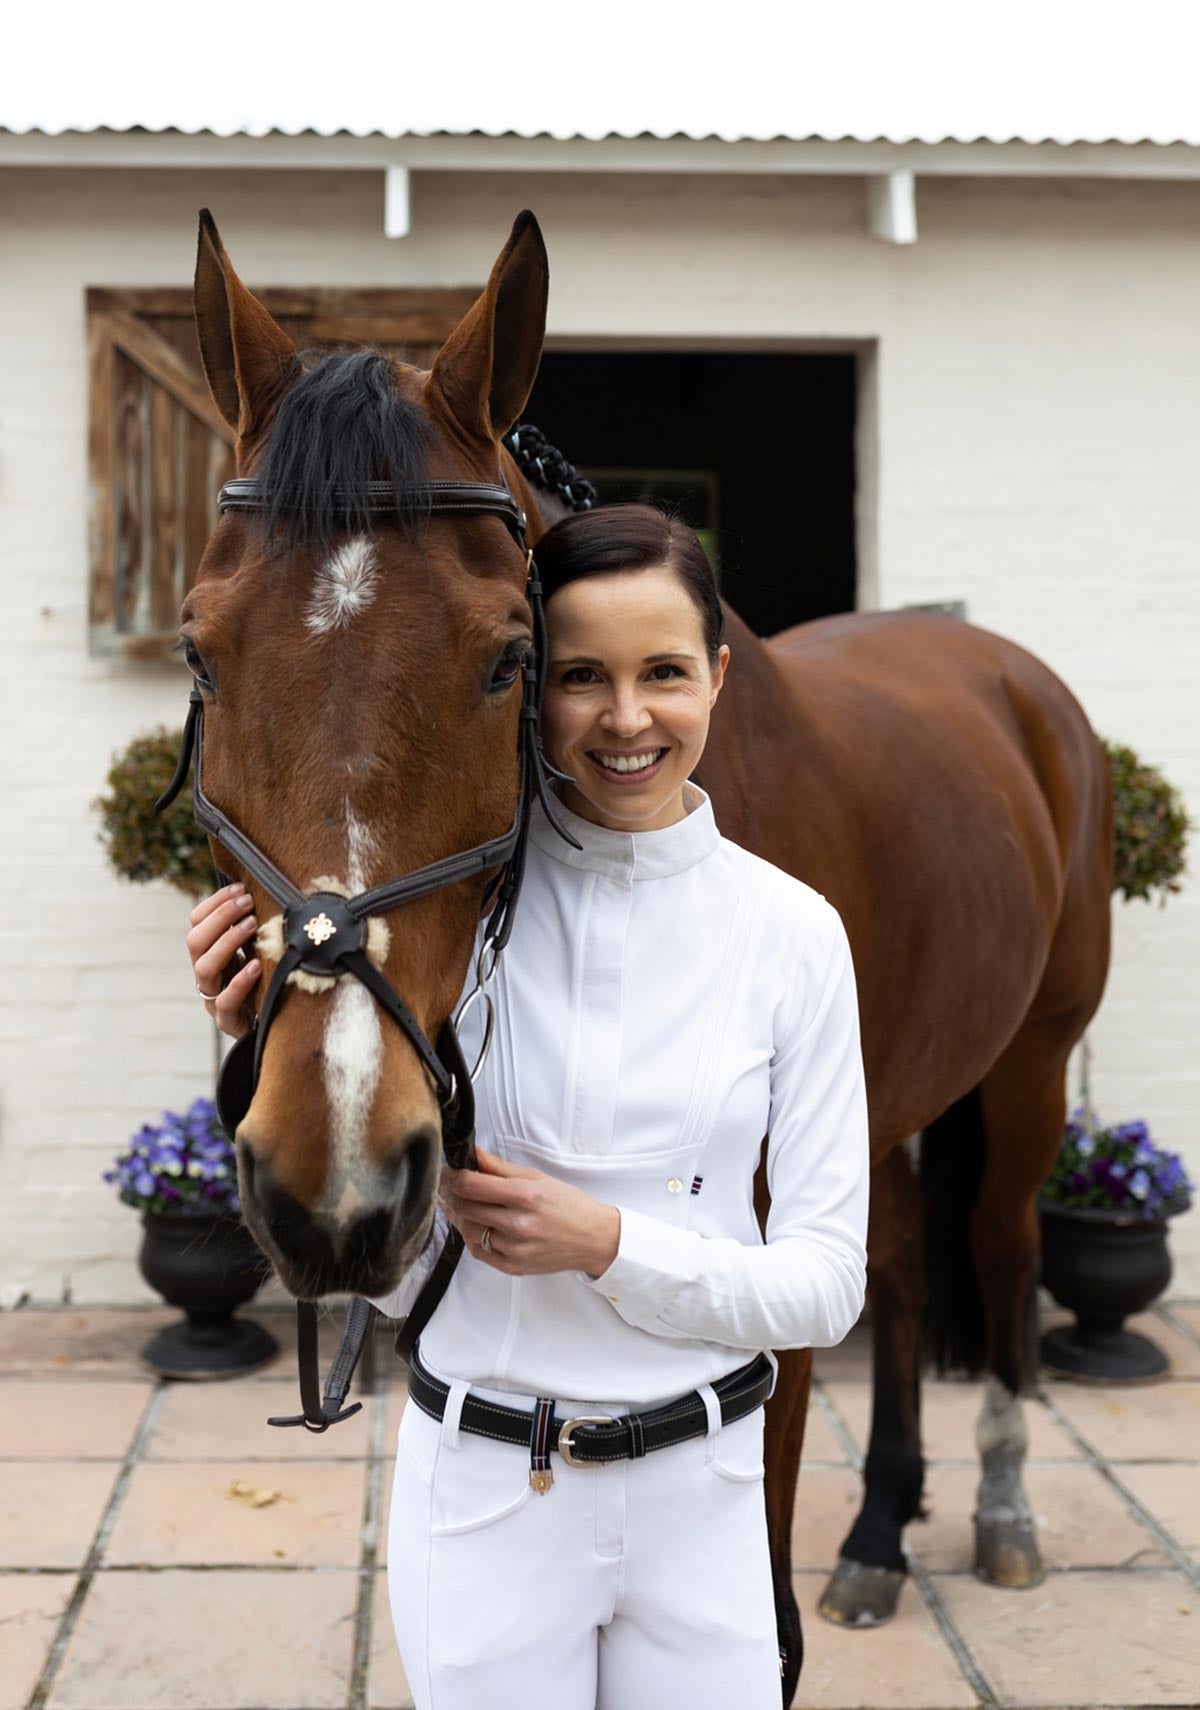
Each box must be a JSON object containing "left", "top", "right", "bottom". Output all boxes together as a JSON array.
[{"left": 217, "top": 478, "right": 527, "bottom": 543}]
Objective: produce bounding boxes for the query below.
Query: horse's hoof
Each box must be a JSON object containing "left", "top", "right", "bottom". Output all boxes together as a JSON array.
[
  {"left": 817, "top": 1557, "right": 905, "bottom": 1627},
  {"left": 974, "top": 1516, "right": 1045, "bottom": 1588}
]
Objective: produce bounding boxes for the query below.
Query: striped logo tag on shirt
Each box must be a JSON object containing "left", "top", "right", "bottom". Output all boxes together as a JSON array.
[{"left": 690, "top": 1175, "right": 704, "bottom": 1195}]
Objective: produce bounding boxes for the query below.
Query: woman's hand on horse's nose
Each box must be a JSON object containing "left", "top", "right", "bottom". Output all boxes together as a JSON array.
[{"left": 185, "top": 882, "right": 261, "bottom": 1040}]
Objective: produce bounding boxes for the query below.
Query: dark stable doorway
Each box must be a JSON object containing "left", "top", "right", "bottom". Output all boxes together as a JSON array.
[{"left": 524, "top": 351, "right": 857, "bottom": 638}]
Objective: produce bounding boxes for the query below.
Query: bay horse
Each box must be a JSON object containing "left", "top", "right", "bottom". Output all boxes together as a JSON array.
[{"left": 183, "top": 209, "right": 1112, "bottom": 1703}]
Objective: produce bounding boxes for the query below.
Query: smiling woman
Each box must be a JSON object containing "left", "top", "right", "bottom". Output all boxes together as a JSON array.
[{"left": 535, "top": 503, "right": 730, "bottom": 832}]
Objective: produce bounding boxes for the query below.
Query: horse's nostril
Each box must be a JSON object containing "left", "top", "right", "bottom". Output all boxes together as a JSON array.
[{"left": 380, "top": 1127, "right": 436, "bottom": 1228}]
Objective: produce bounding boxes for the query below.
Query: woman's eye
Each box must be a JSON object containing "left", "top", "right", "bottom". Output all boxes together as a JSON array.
[
  {"left": 649, "top": 663, "right": 684, "bottom": 680},
  {"left": 489, "top": 642, "right": 529, "bottom": 691},
  {"left": 562, "top": 666, "right": 598, "bottom": 685}
]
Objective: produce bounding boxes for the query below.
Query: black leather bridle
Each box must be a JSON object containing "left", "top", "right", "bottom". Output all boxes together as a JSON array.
[{"left": 154, "top": 476, "right": 580, "bottom": 1429}]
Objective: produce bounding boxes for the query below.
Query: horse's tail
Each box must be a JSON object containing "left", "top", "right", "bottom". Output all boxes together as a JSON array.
[{"left": 918, "top": 1085, "right": 988, "bottom": 1375}]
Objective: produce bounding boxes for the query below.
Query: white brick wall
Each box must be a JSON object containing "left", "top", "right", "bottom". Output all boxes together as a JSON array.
[{"left": 2, "top": 165, "right": 1197, "bottom": 1302}]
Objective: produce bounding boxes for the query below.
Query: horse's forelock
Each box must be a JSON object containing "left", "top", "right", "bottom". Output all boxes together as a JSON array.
[{"left": 252, "top": 349, "right": 433, "bottom": 557}]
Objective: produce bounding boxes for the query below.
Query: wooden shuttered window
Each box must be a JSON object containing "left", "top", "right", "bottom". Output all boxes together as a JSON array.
[{"left": 86, "top": 286, "right": 479, "bottom": 658}]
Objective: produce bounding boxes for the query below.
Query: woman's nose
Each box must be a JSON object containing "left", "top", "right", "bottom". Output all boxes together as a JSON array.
[{"left": 601, "top": 687, "right": 653, "bottom": 736}]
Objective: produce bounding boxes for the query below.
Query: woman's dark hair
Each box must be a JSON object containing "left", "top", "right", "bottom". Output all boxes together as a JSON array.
[{"left": 533, "top": 503, "right": 725, "bottom": 667}]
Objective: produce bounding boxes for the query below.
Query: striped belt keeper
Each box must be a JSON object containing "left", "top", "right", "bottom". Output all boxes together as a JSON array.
[
  {"left": 620, "top": 1410, "right": 647, "bottom": 1458},
  {"left": 529, "top": 1396, "right": 556, "bottom": 1493}
]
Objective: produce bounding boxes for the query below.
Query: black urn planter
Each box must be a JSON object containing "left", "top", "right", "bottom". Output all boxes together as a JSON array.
[
  {"left": 1038, "top": 1199, "right": 1173, "bottom": 1382},
  {"left": 138, "top": 1210, "right": 278, "bottom": 1379}
]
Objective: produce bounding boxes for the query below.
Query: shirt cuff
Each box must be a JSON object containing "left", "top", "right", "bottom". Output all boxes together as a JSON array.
[{"left": 577, "top": 1205, "right": 693, "bottom": 1324}]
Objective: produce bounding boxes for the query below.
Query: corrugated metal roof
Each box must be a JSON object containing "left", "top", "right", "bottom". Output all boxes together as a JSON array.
[{"left": 6, "top": 0, "right": 1200, "bottom": 150}]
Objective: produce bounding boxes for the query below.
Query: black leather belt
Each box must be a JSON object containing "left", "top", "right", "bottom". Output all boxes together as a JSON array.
[{"left": 407, "top": 1341, "right": 774, "bottom": 1490}]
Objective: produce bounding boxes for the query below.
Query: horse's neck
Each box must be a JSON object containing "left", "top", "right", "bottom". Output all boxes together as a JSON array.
[{"left": 698, "top": 603, "right": 834, "bottom": 872}]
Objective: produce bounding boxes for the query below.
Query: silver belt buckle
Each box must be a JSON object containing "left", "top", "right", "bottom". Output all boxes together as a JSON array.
[{"left": 557, "top": 1414, "right": 615, "bottom": 1466}]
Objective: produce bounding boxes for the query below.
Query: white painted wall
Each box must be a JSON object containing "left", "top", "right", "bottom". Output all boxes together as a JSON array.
[{"left": 2, "top": 164, "right": 1197, "bottom": 1303}]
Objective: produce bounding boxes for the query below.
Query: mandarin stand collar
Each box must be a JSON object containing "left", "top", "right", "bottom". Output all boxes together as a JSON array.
[{"left": 528, "top": 780, "right": 720, "bottom": 884}]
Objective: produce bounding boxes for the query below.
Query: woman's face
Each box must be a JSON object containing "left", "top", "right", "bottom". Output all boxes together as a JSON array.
[{"left": 541, "top": 561, "right": 730, "bottom": 832}]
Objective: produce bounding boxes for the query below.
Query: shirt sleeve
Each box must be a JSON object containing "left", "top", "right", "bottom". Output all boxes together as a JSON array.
[
  {"left": 363, "top": 1205, "right": 453, "bottom": 1321},
  {"left": 577, "top": 899, "right": 870, "bottom": 1350}
]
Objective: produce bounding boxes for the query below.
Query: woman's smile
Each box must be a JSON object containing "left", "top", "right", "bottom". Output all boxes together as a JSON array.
[{"left": 586, "top": 744, "right": 670, "bottom": 783}]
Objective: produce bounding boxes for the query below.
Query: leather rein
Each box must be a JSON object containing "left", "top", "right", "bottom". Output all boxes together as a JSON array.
[{"left": 154, "top": 476, "right": 580, "bottom": 1430}]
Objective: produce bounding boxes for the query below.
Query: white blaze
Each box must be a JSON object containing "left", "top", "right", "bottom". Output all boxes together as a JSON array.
[
  {"left": 305, "top": 536, "right": 378, "bottom": 634},
  {"left": 323, "top": 804, "right": 384, "bottom": 1211}
]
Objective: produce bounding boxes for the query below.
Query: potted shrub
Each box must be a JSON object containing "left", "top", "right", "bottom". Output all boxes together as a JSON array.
[
  {"left": 94, "top": 728, "right": 276, "bottom": 1376},
  {"left": 103, "top": 1096, "right": 277, "bottom": 1378},
  {"left": 1039, "top": 738, "right": 1193, "bottom": 1381},
  {"left": 1038, "top": 1112, "right": 1194, "bottom": 1379}
]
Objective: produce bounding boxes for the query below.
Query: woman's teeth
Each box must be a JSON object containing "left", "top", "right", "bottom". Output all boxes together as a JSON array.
[{"left": 592, "top": 748, "right": 665, "bottom": 774}]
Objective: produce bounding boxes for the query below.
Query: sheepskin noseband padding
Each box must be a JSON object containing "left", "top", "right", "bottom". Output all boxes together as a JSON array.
[{"left": 253, "top": 877, "right": 392, "bottom": 995}]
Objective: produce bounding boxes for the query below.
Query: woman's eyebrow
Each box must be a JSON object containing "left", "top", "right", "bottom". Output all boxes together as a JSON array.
[{"left": 552, "top": 651, "right": 698, "bottom": 666}]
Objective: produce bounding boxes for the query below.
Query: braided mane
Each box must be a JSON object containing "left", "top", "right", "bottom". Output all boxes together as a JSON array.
[{"left": 503, "top": 424, "right": 597, "bottom": 513}]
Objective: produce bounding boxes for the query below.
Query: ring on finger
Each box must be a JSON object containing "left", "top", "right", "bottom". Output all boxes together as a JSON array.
[
  {"left": 481, "top": 1225, "right": 494, "bottom": 1253},
  {"left": 196, "top": 980, "right": 223, "bottom": 1001}
]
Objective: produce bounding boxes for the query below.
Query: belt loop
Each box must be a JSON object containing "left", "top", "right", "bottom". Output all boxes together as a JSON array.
[
  {"left": 440, "top": 1378, "right": 470, "bottom": 1450},
  {"left": 696, "top": 1380, "right": 722, "bottom": 1463},
  {"left": 619, "top": 1410, "right": 646, "bottom": 1458}
]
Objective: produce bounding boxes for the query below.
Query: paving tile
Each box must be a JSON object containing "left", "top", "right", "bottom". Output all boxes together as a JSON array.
[
  {"left": 801, "top": 1399, "right": 850, "bottom": 1464},
  {"left": 908, "top": 1461, "right": 1165, "bottom": 1572},
  {"left": 368, "top": 1569, "right": 415, "bottom": 1709},
  {"left": 1041, "top": 1304, "right": 1200, "bottom": 1378},
  {"left": 0, "top": 1572, "right": 75, "bottom": 1710},
  {"left": 0, "top": 1382, "right": 148, "bottom": 1460},
  {"left": 145, "top": 1377, "right": 370, "bottom": 1460},
  {"left": 379, "top": 1456, "right": 396, "bottom": 1568},
  {"left": 0, "top": 1462, "right": 118, "bottom": 1568},
  {"left": 934, "top": 1568, "right": 1200, "bottom": 1707},
  {"left": 47, "top": 1568, "right": 359, "bottom": 1709},
  {"left": 791, "top": 1467, "right": 863, "bottom": 1569},
  {"left": 1165, "top": 1302, "right": 1200, "bottom": 1351},
  {"left": 790, "top": 1571, "right": 978, "bottom": 1709},
  {"left": 1118, "top": 1463, "right": 1200, "bottom": 1561},
  {"left": 823, "top": 1379, "right": 1084, "bottom": 1464},
  {"left": 0, "top": 1308, "right": 176, "bottom": 1377},
  {"left": 1044, "top": 1377, "right": 1200, "bottom": 1461},
  {"left": 104, "top": 1459, "right": 367, "bottom": 1567}
]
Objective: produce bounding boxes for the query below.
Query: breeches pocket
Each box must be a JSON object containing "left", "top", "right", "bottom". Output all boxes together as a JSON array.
[
  {"left": 704, "top": 1405, "right": 767, "bottom": 1483},
  {"left": 397, "top": 1398, "right": 536, "bottom": 1536}
]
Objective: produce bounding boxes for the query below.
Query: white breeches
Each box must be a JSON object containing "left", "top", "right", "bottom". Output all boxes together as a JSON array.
[{"left": 386, "top": 1360, "right": 782, "bottom": 1710}]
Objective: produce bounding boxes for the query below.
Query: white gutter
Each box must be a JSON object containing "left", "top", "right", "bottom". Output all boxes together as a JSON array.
[{"left": 5, "top": 130, "right": 1200, "bottom": 246}]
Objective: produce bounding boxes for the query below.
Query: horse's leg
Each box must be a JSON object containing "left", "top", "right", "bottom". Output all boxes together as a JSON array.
[
  {"left": 820, "top": 1145, "right": 926, "bottom": 1627},
  {"left": 754, "top": 1151, "right": 810, "bottom": 1705},
  {"left": 969, "top": 1012, "right": 1083, "bottom": 1587},
  {"left": 764, "top": 1347, "right": 812, "bottom": 1704}
]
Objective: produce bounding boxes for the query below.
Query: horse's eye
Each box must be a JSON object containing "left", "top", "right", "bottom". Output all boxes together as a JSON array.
[
  {"left": 489, "top": 641, "right": 529, "bottom": 692},
  {"left": 182, "top": 640, "right": 213, "bottom": 689}
]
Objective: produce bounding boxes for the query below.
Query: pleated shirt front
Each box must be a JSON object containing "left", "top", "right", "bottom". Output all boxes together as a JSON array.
[{"left": 369, "top": 780, "right": 869, "bottom": 1409}]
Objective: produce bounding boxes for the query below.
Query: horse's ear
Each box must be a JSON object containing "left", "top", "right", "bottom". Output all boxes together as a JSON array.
[
  {"left": 429, "top": 210, "right": 548, "bottom": 442},
  {"left": 193, "top": 209, "right": 296, "bottom": 440}
]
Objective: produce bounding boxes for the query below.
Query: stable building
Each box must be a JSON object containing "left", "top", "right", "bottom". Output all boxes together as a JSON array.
[{"left": 3, "top": 19, "right": 1199, "bottom": 1299}]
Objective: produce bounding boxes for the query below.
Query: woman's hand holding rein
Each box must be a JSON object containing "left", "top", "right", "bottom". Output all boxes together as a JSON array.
[
  {"left": 440, "top": 1147, "right": 621, "bottom": 1281},
  {"left": 186, "top": 882, "right": 261, "bottom": 1040}
]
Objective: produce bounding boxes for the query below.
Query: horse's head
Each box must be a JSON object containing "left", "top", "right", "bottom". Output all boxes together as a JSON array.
[{"left": 183, "top": 210, "right": 549, "bottom": 1299}]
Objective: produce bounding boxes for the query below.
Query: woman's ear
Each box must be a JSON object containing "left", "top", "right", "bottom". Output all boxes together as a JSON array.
[{"left": 709, "top": 643, "right": 731, "bottom": 707}]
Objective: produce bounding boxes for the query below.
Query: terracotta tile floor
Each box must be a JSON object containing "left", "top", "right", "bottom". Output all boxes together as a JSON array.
[{"left": 3, "top": 1299, "right": 1200, "bottom": 1710}]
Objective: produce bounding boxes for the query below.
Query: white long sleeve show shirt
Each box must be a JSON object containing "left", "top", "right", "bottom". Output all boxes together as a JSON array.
[{"left": 369, "top": 779, "right": 869, "bottom": 1408}]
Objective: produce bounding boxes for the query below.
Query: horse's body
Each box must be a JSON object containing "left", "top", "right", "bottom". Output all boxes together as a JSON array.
[
  {"left": 183, "top": 210, "right": 1113, "bottom": 1703},
  {"left": 699, "top": 603, "right": 1112, "bottom": 1662}
]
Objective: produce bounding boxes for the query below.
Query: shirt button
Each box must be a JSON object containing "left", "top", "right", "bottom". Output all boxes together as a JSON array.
[{"left": 667, "top": 1177, "right": 684, "bottom": 1194}]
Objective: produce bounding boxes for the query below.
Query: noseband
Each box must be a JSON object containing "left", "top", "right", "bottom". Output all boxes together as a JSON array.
[{"left": 154, "top": 477, "right": 580, "bottom": 1428}]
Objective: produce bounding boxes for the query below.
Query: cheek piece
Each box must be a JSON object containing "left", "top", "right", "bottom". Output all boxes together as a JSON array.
[{"left": 155, "top": 477, "right": 582, "bottom": 1430}]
